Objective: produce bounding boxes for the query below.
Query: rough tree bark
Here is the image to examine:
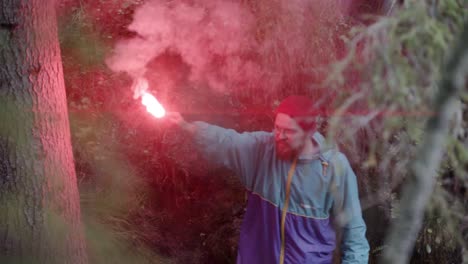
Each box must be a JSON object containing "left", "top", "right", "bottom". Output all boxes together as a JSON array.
[
  {"left": 381, "top": 20, "right": 468, "bottom": 264},
  {"left": 0, "top": 0, "right": 88, "bottom": 263}
]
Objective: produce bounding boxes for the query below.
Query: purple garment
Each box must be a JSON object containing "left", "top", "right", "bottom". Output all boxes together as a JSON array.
[{"left": 237, "top": 193, "right": 336, "bottom": 264}]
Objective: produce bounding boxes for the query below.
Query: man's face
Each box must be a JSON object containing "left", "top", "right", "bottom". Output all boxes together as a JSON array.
[{"left": 274, "top": 113, "right": 309, "bottom": 160}]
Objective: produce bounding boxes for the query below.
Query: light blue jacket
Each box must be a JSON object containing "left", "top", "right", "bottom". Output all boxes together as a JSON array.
[{"left": 193, "top": 121, "right": 369, "bottom": 264}]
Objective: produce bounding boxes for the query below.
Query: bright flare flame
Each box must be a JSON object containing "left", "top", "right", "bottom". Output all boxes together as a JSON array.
[{"left": 142, "top": 92, "right": 166, "bottom": 118}]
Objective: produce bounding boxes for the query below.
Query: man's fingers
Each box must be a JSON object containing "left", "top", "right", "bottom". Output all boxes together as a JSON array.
[{"left": 164, "top": 111, "right": 184, "bottom": 125}]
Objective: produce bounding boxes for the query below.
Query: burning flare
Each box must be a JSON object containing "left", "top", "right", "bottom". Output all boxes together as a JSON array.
[
  {"left": 142, "top": 92, "right": 166, "bottom": 118},
  {"left": 134, "top": 78, "right": 166, "bottom": 118}
]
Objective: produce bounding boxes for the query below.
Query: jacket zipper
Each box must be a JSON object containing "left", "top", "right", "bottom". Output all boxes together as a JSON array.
[{"left": 279, "top": 158, "right": 298, "bottom": 264}]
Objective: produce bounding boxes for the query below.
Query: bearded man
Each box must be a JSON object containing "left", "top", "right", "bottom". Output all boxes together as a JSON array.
[{"left": 167, "top": 95, "right": 369, "bottom": 264}]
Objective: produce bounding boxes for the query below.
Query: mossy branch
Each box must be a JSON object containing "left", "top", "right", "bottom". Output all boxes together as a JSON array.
[{"left": 381, "top": 19, "right": 468, "bottom": 264}]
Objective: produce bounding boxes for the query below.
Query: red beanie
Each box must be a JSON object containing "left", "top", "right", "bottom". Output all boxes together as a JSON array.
[{"left": 276, "top": 95, "right": 323, "bottom": 131}]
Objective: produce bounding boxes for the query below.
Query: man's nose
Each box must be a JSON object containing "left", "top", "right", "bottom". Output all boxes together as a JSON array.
[{"left": 276, "top": 130, "right": 287, "bottom": 140}]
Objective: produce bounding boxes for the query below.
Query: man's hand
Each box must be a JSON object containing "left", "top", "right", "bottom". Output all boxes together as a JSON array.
[
  {"left": 165, "top": 112, "right": 184, "bottom": 126},
  {"left": 166, "top": 112, "right": 196, "bottom": 133}
]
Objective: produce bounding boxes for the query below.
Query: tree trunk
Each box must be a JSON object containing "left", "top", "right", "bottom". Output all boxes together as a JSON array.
[{"left": 0, "top": 0, "right": 88, "bottom": 263}]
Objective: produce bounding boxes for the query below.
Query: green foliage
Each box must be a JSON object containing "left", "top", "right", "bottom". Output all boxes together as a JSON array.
[
  {"left": 328, "top": 0, "right": 467, "bottom": 262},
  {"left": 59, "top": 4, "right": 109, "bottom": 67}
]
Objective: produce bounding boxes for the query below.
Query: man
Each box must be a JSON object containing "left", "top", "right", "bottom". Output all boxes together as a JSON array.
[{"left": 167, "top": 95, "right": 369, "bottom": 264}]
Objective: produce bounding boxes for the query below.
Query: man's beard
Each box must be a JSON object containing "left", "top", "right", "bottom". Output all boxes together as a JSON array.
[{"left": 275, "top": 141, "right": 298, "bottom": 161}]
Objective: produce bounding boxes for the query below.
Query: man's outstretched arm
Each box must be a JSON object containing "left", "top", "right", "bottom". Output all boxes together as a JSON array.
[{"left": 166, "top": 112, "right": 270, "bottom": 188}]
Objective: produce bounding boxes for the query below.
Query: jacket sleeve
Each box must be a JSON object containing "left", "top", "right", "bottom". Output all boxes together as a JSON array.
[
  {"left": 333, "top": 153, "right": 370, "bottom": 264},
  {"left": 192, "top": 121, "right": 271, "bottom": 188}
]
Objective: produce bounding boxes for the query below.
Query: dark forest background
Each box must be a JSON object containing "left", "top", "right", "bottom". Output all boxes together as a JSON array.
[{"left": 54, "top": 0, "right": 467, "bottom": 263}]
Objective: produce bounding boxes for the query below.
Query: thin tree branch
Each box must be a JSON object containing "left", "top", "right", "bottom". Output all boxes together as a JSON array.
[{"left": 382, "top": 0, "right": 398, "bottom": 15}]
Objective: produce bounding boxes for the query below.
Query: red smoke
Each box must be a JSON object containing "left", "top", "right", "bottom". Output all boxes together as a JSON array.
[{"left": 106, "top": 0, "right": 355, "bottom": 97}]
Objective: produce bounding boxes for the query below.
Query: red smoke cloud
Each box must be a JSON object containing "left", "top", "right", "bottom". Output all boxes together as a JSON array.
[{"left": 106, "top": 0, "right": 353, "bottom": 96}]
